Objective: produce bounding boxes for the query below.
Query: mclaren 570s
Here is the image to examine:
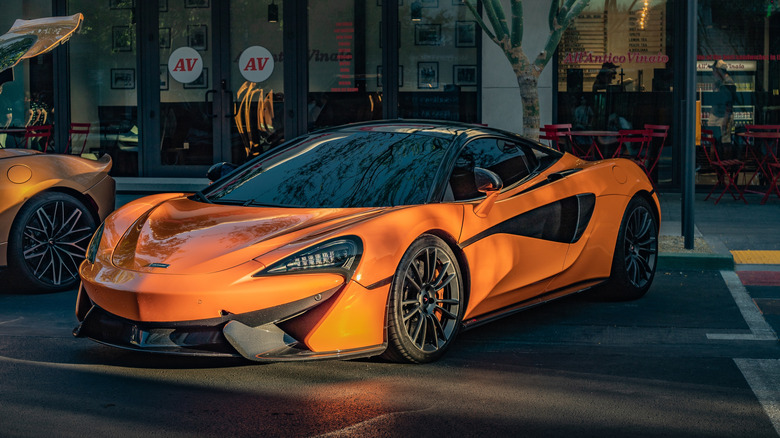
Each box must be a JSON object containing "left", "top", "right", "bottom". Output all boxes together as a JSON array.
[{"left": 75, "top": 121, "right": 659, "bottom": 363}]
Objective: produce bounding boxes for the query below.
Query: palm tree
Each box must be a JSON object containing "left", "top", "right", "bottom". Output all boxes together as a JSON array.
[{"left": 464, "top": 0, "right": 590, "bottom": 139}]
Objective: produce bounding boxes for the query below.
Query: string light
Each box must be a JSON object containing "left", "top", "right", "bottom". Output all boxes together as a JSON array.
[{"left": 638, "top": 0, "right": 649, "bottom": 30}]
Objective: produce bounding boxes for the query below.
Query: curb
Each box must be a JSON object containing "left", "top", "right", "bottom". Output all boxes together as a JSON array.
[{"left": 658, "top": 252, "right": 734, "bottom": 271}]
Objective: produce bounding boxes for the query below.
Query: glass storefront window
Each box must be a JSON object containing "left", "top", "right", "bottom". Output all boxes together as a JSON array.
[
  {"left": 697, "top": 0, "right": 780, "bottom": 183},
  {"left": 159, "top": 2, "right": 213, "bottom": 169},
  {"left": 308, "top": 1, "right": 383, "bottom": 130},
  {"left": 230, "top": 0, "right": 284, "bottom": 164},
  {"left": 557, "top": 0, "right": 674, "bottom": 185},
  {"left": 0, "top": 2, "right": 55, "bottom": 151},
  {"left": 398, "top": 1, "right": 478, "bottom": 122},
  {"left": 69, "top": 0, "right": 138, "bottom": 175}
]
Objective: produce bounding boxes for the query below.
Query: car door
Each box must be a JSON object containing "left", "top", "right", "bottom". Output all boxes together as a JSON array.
[{"left": 452, "top": 137, "right": 592, "bottom": 320}]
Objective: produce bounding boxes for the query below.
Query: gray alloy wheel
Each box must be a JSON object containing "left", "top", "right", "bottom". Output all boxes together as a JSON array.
[
  {"left": 594, "top": 196, "right": 658, "bottom": 301},
  {"left": 383, "top": 235, "right": 463, "bottom": 363},
  {"left": 8, "top": 192, "right": 96, "bottom": 292}
]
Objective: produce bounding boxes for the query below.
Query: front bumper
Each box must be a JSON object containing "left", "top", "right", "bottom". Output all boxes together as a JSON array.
[{"left": 73, "top": 283, "right": 386, "bottom": 362}]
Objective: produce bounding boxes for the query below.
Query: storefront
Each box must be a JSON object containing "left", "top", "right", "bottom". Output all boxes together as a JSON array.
[
  {"left": 2, "top": 0, "right": 779, "bottom": 191},
  {"left": 555, "top": 0, "right": 780, "bottom": 189},
  {"left": 64, "top": 0, "right": 478, "bottom": 177}
]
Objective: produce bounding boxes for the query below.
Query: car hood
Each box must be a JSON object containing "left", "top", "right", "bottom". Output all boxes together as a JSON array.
[
  {"left": 0, "top": 149, "right": 41, "bottom": 159},
  {"left": 110, "top": 197, "right": 382, "bottom": 274}
]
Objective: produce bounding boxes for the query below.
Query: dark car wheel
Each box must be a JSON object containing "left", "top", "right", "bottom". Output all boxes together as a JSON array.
[
  {"left": 383, "top": 235, "right": 464, "bottom": 363},
  {"left": 594, "top": 196, "right": 658, "bottom": 301},
  {"left": 8, "top": 192, "right": 97, "bottom": 292}
]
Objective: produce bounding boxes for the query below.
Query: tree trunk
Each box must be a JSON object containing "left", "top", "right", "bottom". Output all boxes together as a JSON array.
[
  {"left": 506, "top": 48, "right": 541, "bottom": 141},
  {"left": 517, "top": 73, "right": 540, "bottom": 140}
]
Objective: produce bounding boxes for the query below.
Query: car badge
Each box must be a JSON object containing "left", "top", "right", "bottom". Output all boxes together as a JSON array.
[{"left": 147, "top": 263, "right": 170, "bottom": 268}]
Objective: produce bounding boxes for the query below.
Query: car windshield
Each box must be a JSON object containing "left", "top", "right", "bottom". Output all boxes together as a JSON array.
[{"left": 203, "top": 130, "right": 452, "bottom": 208}]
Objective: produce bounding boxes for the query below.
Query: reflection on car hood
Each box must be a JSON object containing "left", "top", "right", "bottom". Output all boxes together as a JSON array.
[
  {"left": 111, "top": 197, "right": 382, "bottom": 274},
  {"left": 0, "top": 149, "right": 41, "bottom": 160}
]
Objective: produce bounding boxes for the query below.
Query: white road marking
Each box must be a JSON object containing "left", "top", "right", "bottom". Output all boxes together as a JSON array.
[
  {"left": 0, "top": 317, "right": 23, "bottom": 325},
  {"left": 735, "top": 359, "right": 780, "bottom": 436},
  {"left": 706, "top": 270, "right": 777, "bottom": 341}
]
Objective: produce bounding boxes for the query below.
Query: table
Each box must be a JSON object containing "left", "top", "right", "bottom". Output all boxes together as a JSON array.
[
  {"left": 0, "top": 127, "right": 26, "bottom": 148},
  {"left": 737, "top": 131, "right": 780, "bottom": 203},
  {"left": 569, "top": 130, "right": 616, "bottom": 160}
]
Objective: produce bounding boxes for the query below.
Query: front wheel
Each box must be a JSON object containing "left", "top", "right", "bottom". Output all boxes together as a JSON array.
[
  {"left": 382, "top": 235, "right": 464, "bottom": 364},
  {"left": 594, "top": 196, "right": 658, "bottom": 301},
  {"left": 8, "top": 192, "right": 97, "bottom": 292}
]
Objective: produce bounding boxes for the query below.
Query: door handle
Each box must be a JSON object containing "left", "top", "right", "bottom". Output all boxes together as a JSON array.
[
  {"left": 205, "top": 89, "right": 217, "bottom": 118},
  {"left": 226, "top": 90, "right": 238, "bottom": 118},
  {"left": 220, "top": 80, "right": 238, "bottom": 118}
]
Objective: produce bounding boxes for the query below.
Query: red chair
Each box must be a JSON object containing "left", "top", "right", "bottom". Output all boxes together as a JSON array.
[
  {"left": 66, "top": 122, "right": 91, "bottom": 155},
  {"left": 700, "top": 129, "right": 747, "bottom": 204},
  {"left": 613, "top": 129, "right": 650, "bottom": 159},
  {"left": 643, "top": 124, "right": 669, "bottom": 178},
  {"left": 23, "top": 125, "right": 53, "bottom": 153},
  {"left": 540, "top": 124, "right": 573, "bottom": 153},
  {"left": 744, "top": 126, "right": 780, "bottom": 204},
  {"left": 745, "top": 124, "right": 780, "bottom": 132}
]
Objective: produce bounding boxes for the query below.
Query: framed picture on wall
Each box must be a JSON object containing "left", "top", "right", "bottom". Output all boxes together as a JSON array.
[
  {"left": 188, "top": 25, "right": 208, "bottom": 51},
  {"left": 453, "top": 65, "right": 477, "bottom": 86},
  {"left": 159, "top": 27, "right": 171, "bottom": 49},
  {"left": 112, "top": 26, "right": 132, "bottom": 52},
  {"left": 184, "top": 68, "right": 208, "bottom": 89},
  {"left": 109, "top": 0, "right": 134, "bottom": 9},
  {"left": 415, "top": 24, "right": 441, "bottom": 46},
  {"left": 110, "top": 68, "right": 135, "bottom": 89},
  {"left": 455, "top": 21, "right": 476, "bottom": 47},
  {"left": 159, "top": 0, "right": 168, "bottom": 11},
  {"left": 185, "top": 0, "right": 209, "bottom": 7},
  {"left": 377, "top": 65, "right": 404, "bottom": 87},
  {"left": 418, "top": 62, "right": 439, "bottom": 89},
  {"left": 159, "top": 65, "right": 169, "bottom": 90}
]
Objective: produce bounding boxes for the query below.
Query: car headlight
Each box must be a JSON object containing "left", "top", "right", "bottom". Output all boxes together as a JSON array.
[
  {"left": 85, "top": 222, "right": 105, "bottom": 263},
  {"left": 256, "top": 236, "right": 363, "bottom": 278}
]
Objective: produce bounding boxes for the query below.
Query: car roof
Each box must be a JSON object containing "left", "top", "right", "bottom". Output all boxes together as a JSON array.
[{"left": 312, "top": 119, "right": 525, "bottom": 141}]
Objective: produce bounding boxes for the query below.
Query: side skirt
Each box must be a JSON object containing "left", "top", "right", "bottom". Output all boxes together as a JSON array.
[{"left": 461, "top": 277, "right": 608, "bottom": 331}]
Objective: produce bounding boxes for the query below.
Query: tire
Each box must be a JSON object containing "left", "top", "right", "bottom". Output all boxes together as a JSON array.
[
  {"left": 594, "top": 196, "right": 658, "bottom": 301},
  {"left": 8, "top": 192, "right": 97, "bottom": 292},
  {"left": 382, "top": 235, "right": 464, "bottom": 363}
]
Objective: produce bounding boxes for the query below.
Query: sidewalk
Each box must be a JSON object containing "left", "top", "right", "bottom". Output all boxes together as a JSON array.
[{"left": 658, "top": 192, "right": 780, "bottom": 272}]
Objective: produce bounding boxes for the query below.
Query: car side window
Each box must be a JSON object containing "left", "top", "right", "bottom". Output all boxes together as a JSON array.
[{"left": 448, "top": 138, "right": 538, "bottom": 201}]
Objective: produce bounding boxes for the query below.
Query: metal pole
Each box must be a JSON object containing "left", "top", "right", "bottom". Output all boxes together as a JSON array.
[{"left": 681, "top": 0, "right": 697, "bottom": 249}]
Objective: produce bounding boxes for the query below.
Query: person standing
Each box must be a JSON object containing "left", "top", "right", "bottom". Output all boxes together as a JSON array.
[
  {"left": 709, "top": 59, "right": 737, "bottom": 158},
  {"left": 592, "top": 62, "right": 619, "bottom": 92},
  {"left": 573, "top": 95, "right": 594, "bottom": 130}
]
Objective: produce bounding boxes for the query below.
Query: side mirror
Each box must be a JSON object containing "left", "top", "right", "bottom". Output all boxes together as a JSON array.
[
  {"left": 207, "top": 162, "right": 237, "bottom": 182},
  {"left": 474, "top": 167, "right": 503, "bottom": 193},
  {"left": 473, "top": 167, "right": 502, "bottom": 218}
]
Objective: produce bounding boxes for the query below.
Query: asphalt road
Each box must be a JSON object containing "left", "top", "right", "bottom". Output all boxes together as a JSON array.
[{"left": 1, "top": 270, "right": 779, "bottom": 437}]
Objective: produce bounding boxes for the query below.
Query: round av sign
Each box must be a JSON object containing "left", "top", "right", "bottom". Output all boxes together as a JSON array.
[
  {"left": 168, "top": 47, "right": 203, "bottom": 84},
  {"left": 238, "top": 46, "right": 275, "bottom": 83}
]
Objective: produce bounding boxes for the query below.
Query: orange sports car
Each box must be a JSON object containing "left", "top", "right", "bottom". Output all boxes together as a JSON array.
[
  {"left": 0, "top": 14, "right": 114, "bottom": 292},
  {"left": 0, "top": 149, "right": 114, "bottom": 291},
  {"left": 74, "top": 121, "right": 659, "bottom": 363}
]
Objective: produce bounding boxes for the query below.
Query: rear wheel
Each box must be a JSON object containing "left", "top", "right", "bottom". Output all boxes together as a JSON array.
[
  {"left": 594, "top": 196, "right": 658, "bottom": 301},
  {"left": 8, "top": 192, "right": 97, "bottom": 292},
  {"left": 383, "top": 235, "right": 463, "bottom": 363}
]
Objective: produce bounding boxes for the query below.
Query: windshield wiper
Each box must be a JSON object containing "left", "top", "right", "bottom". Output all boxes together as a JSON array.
[{"left": 193, "top": 190, "right": 212, "bottom": 203}]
